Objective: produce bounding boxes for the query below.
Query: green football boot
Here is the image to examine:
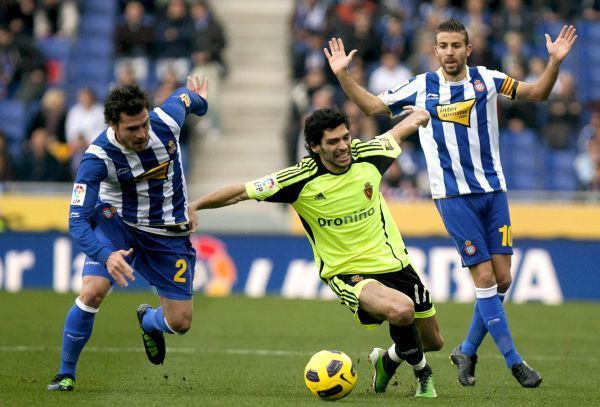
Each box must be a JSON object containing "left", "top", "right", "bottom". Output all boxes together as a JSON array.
[
  {"left": 47, "top": 374, "right": 75, "bottom": 391},
  {"left": 414, "top": 364, "right": 437, "bottom": 398},
  {"left": 136, "top": 304, "right": 166, "bottom": 365},
  {"left": 368, "top": 347, "right": 393, "bottom": 393}
]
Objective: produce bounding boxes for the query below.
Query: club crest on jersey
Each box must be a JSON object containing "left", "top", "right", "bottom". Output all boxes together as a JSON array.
[
  {"left": 168, "top": 139, "right": 177, "bottom": 156},
  {"left": 133, "top": 161, "right": 170, "bottom": 182},
  {"left": 179, "top": 93, "right": 191, "bottom": 107},
  {"left": 473, "top": 80, "right": 486, "bottom": 92},
  {"left": 464, "top": 240, "right": 477, "bottom": 256},
  {"left": 363, "top": 182, "right": 373, "bottom": 200}
]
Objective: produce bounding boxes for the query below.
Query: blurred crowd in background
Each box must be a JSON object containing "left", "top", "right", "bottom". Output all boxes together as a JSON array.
[
  {"left": 286, "top": 0, "right": 600, "bottom": 198},
  {"left": 1, "top": 0, "right": 600, "bottom": 199},
  {"left": 0, "top": 0, "right": 226, "bottom": 183}
]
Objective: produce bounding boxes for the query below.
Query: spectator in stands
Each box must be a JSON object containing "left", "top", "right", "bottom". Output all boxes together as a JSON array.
[
  {"left": 292, "top": 29, "right": 328, "bottom": 81},
  {"left": 34, "top": 0, "right": 78, "bottom": 39},
  {"left": 368, "top": 52, "right": 412, "bottom": 96},
  {"left": 542, "top": 71, "right": 581, "bottom": 149},
  {"left": 114, "top": 0, "right": 154, "bottom": 84},
  {"left": 291, "top": 0, "right": 330, "bottom": 34},
  {"left": 0, "top": 130, "right": 16, "bottom": 181},
  {"left": 154, "top": 0, "right": 194, "bottom": 83},
  {"left": 492, "top": 0, "right": 534, "bottom": 43},
  {"left": 344, "top": 99, "right": 377, "bottom": 141},
  {"left": 0, "top": 25, "right": 46, "bottom": 102},
  {"left": 336, "top": 6, "right": 380, "bottom": 66},
  {"left": 4, "top": 0, "right": 36, "bottom": 39},
  {"left": 17, "top": 127, "right": 70, "bottom": 181},
  {"left": 66, "top": 87, "right": 106, "bottom": 174},
  {"left": 27, "top": 87, "right": 67, "bottom": 143},
  {"left": 190, "top": 0, "right": 227, "bottom": 138}
]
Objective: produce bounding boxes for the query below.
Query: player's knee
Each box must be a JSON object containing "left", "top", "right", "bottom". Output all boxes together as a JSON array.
[
  {"left": 168, "top": 315, "right": 192, "bottom": 334},
  {"left": 497, "top": 277, "right": 512, "bottom": 294},
  {"left": 78, "top": 289, "right": 107, "bottom": 309},
  {"left": 423, "top": 334, "right": 444, "bottom": 352},
  {"left": 386, "top": 302, "right": 414, "bottom": 326}
]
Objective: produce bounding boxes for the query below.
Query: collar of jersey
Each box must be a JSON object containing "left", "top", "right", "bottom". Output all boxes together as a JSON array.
[{"left": 436, "top": 65, "right": 471, "bottom": 85}]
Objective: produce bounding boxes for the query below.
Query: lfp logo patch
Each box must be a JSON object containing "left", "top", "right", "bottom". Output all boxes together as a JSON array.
[{"left": 70, "top": 183, "right": 87, "bottom": 206}]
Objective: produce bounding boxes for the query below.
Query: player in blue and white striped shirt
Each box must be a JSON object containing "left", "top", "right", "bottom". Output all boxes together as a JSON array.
[
  {"left": 48, "top": 76, "right": 208, "bottom": 391},
  {"left": 325, "top": 19, "right": 576, "bottom": 389}
]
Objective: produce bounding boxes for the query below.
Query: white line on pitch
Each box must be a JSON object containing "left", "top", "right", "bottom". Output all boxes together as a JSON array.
[{"left": 0, "top": 345, "right": 596, "bottom": 363}]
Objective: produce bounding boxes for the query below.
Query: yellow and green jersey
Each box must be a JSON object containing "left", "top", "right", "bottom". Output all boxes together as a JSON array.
[{"left": 245, "top": 132, "right": 411, "bottom": 280}]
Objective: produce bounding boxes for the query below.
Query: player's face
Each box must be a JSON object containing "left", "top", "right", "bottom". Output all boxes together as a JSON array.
[
  {"left": 312, "top": 124, "right": 352, "bottom": 174},
  {"left": 111, "top": 109, "right": 150, "bottom": 152},
  {"left": 434, "top": 31, "right": 472, "bottom": 79}
]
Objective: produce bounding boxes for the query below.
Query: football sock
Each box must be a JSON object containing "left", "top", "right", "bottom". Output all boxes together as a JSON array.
[
  {"left": 59, "top": 298, "right": 98, "bottom": 379},
  {"left": 474, "top": 285, "right": 523, "bottom": 368},
  {"left": 461, "top": 292, "right": 506, "bottom": 356},
  {"left": 389, "top": 323, "right": 424, "bottom": 367},
  {"left": 141, "top": 306, "right": 175, "bottom": 334}
]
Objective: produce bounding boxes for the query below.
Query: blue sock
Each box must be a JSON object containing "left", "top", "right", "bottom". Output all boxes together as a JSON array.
[
  {"left": 59, "top": 298, "right": 97, "bottom": 379},
  {"left": 475, "top": 286, "right": 522, "bottom": 368},
  {"left": 141, "top": 306, "right": 174, "bottom": 334},
  {"left": 460, "top": 293, "right": 506, "bottom": 356}
]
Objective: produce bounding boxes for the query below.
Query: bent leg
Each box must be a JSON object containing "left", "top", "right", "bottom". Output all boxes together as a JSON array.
[
  {"left": 140, "top": 297, "right": 193, "bottom": 335},
  {"left": 59, "top": 276, "right": 111, "bottom": 379},
  {"left": 415, "top": 315, "right": 444, "bottom": 352}
]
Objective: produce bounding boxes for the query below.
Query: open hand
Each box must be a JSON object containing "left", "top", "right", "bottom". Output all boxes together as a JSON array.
[
  {"left": 323, "top": 38, "right": 358, "bottom": 75},
  {"left": 106, "top": 248, "right": 135, "bottom": 287},
  {"left": 187, "top": 75, "right": 208, "bottom": 100},
  {"left": 546, "top": 25, "right": 577, "bottom": 63}
]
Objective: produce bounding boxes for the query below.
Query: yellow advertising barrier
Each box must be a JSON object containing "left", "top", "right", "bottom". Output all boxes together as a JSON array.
[
  {"left": 290, "top": 200, "right": 600, "bottom": 239},
  {"left": 1, "top": 194, "right": 600, "bottom": 239},
  {"left": 0, "top": 194, "right": 70, "bottom": 231}
]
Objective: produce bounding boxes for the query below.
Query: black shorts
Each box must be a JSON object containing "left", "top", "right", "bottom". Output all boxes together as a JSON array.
[{"left": 331, "top": 264, "right": 435, "bottom": 326}]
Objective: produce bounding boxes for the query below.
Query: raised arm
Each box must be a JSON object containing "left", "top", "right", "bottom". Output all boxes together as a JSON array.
[
  {"left": 187, "top": 184, "right": 249, "bottom": 232},
  {"left": 388, "top": 106, "right": 430, "bottom": 144},
  {"left": 516, "top": 25, "right": 577, "bottom": 102},
  {"left": 324, "top": 38, "right": 388, "bottom": 116}
]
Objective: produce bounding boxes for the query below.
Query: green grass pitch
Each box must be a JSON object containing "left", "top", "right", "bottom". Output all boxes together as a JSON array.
[{"left": 0, "top": 291, "right": 599, "bottom": 406}]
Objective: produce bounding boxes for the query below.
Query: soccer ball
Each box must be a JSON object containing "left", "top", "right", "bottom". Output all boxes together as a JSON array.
[{"left": 304, "top": 350, "right": 357, "bottom": 401}]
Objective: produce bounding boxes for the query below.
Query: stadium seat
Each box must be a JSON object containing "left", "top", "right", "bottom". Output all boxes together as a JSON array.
[
  {"left": 79, "top": 14, "right": 115, "bottom": 37},
  {"left": 0, "top": 100, "right": 27, "bottom": 142},
  {"left": 36, "top": 38, "right": 73, "bottom": 63},
  {"left": 76, "top": 37, "right": 113, "bottom": 59},
  {"left": 83, "top": 0, "right": 117, "bottom": 15}
]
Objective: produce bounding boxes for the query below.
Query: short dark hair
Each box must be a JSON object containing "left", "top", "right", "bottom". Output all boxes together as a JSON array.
[
  {"left": 304, "top": 107, "right": 350, "bottom": 155},
  {"left": 104, "top": 84, "right": 150, "bottom": 125},
  {"left": 436, "top": 19, "right": 469, "bottom": 45}
]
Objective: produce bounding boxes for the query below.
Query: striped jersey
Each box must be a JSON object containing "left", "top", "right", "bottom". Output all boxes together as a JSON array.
[
  {"left": 379, "top": 66, "right": 518, "bottom": 199},
  {"left": 69, "top": 88, "right": 207, "bottom": 265},
  {"left": 245, "top": 132, "right": 411, "bottom": 280}
]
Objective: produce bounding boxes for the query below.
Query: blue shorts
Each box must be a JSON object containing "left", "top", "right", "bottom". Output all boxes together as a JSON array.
[
  {"left": 83, "top": 203, "right": 196, "bottom": 300},
  {"left": 434, "top": 192, "right": 513, "bottom": 267}
]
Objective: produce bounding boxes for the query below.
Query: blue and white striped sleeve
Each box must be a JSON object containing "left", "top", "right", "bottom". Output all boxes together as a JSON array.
[
  {"left": 156, "top": 88, "right": 208, "bottom": 128},
  {"left": 377, "top": 77, "right": 419, "bottom": 118},
  {"left": 68, "top": 154, "right": 113, "bottom": 266}
]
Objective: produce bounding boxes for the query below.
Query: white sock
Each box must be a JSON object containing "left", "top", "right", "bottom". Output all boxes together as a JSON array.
[{"left": 387, "top": 344, "right": 403, "bottom": 363}]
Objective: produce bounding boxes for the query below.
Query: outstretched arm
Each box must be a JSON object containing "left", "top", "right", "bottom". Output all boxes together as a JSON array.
[
  {"left": 187, "top": 184, "right": 249, "bottom": 232},
  {"left": 517, "top": 25, "right": 577, "bottom": 101},
  {"left": 324, "top": 38, "right": 388, "bottom": 116},
  {"left": 388, "top": 106, "right": 430, "bottom": 144}
]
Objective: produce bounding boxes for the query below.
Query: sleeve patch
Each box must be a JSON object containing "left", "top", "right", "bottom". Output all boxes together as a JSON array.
[
  {"left": 71, "top": 183, "right": 87, "bottom": 206},
  {"left": 179, "top": 93, "right": 191, "bottom": 107},
  {"left": 251, "top": 176, "right": 276, "bottom": 193}
]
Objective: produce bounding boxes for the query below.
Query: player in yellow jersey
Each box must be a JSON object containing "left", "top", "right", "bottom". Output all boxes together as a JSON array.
[{"left": 188, "top": 106, "right": 443, "bottom": 398}]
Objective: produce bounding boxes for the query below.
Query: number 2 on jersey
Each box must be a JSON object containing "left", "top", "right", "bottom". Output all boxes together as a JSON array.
[
  {"left": 174, "top": 259, "right": 187, "bottom": 282},
  {"left": 498, "top": 225, "right": 513, "bottom": 247}
]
